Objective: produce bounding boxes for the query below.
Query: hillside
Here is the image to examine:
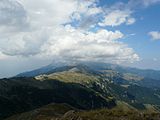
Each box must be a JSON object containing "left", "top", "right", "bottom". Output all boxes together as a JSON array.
[
  {"left": 0, "top": 77, "right": 115, "bottom": 120},
  {"left": 5, "top": 103, "right": 160, "bottom": 120},
  {"left": 35, "top": 71, "right": 100, "bottom": 85},
  {"left": 1, "top": 63, "right": 160, "bottom": 120},
  {"left": 5, "top": 103, "right": 76, "bottom": 120},
  {"left": 34, "top": 65, "right": 160, "bottom": 111}
]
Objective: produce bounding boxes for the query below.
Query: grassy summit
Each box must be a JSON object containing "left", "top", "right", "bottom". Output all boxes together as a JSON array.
[{"left": 35, "top": 71, "right": 100, "bottom": 84}]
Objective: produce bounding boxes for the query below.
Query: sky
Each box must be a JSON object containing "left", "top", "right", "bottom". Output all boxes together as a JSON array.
[{"left": 0, "top": 0, "right": 160, "bottom": 78}]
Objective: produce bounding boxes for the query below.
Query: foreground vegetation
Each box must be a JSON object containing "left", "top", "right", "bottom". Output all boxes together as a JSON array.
[{"left": 5, "top": 103, "right": 160, "bottom": 120}]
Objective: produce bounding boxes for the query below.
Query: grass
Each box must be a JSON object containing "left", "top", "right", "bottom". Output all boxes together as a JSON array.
[
  {"left": 5, "top": 103, "right": 160, "bottom": 120},
  {"left": 35, "top": 71, "right": 99, "bottom": 84}
]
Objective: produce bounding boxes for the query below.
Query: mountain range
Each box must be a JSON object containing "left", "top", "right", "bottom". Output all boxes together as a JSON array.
[{"left": 1, "top": 62, "right": 160, "bottom": 120}]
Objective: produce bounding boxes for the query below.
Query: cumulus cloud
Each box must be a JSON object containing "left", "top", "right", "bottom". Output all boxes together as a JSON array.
[
  {"left": 149, "top": 31, "right": 160, "bottom": 40},
  {"left": 40, "top": 25, "right": 139, "bottom": 63},
  {"left": 98, "top": 0, "right": 160, "bottom": 27},
  {"left": 0, "top": 0, "right": 139, "bottom": 64},
  {"left": 0, "top": 29, "right": 49, "bottom": 56},
  {"left": 70, "top": 0, "right": 102, "bottom": 29},
  {"left": 99, "top": 10, "right": 135, "bottom": 27},
  {"left": 0, "top": 0, "right": 28, "bottom": 32}
]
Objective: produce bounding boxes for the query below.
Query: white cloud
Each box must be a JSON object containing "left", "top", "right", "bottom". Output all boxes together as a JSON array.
[
  {"left": 98, "top": 0, "right": 160, "bottom": 28},
  {"left": 99, "top": 10, "right": 135, "bottom": 27},
  {"left": 127, "top": 0, "right": 160, "bottom": 9},
  {"left": 142, "top": 0, "right": 160, "bottom": 7},
  {"left": 0, "top": 29, "right": 49, "bottom": 56},
  {"left": 0, "top": 0, "right": 28, "bottom": 33},
  {"left": 126, "top": 18, "right": 136, "bottom": 25},
  {"left": 87, "top": 7, "right": 102, "bottom": 16},
  {"left": 149, "top": 31, "right": 160, "bottom": 40},
  {"left": 74, "top": 0, "right": 102, "bottom": 16},
  {"left": 0, "top": 0, "right": 139, "bottom": 65},
  {"left": 19, "top": 0, "right": 79, "bottom": 28},
  {"left": 0, "top": 0, "right": 83, "bottom": 56},
  {"left": 40, "top": 25, "right": 139, "bottom": 63}
]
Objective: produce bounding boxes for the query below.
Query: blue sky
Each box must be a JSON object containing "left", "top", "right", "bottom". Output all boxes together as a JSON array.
[
  {"left": 0, "top": 0, "right": 160, "bottom": 78},
  {"left": 99, "top": 0, "right": 160, "bottom": 69}
]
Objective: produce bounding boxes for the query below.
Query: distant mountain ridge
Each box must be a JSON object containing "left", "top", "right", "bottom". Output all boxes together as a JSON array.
[
  {"left": 16, "top": 62, "right": 160, "bottom": 88},
  {"left": 1, "top": 62, "right": 160, "bottom": 120},
  {"left": 17, "top": 62, "right": 160, "bottom": 80}
]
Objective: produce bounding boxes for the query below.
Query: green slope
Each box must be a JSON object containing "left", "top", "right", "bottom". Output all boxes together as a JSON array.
[
  {"left": 5, "top": 103, "right": 160, "bottom": 120},
  {"left": 35, "top": 69, "right": 160, "bottom": 111},
  {"left": 2, "top": 64, "right": 160, "bottom": 119},
  {"left": 5, "top": 103, "right": 75, "bottom": 120},
  {"left": 35, "top": 71, "right": 100, "bottom": 85},
  {"left": 0, "top": 77, "right": 115, "bottom": 120}
]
